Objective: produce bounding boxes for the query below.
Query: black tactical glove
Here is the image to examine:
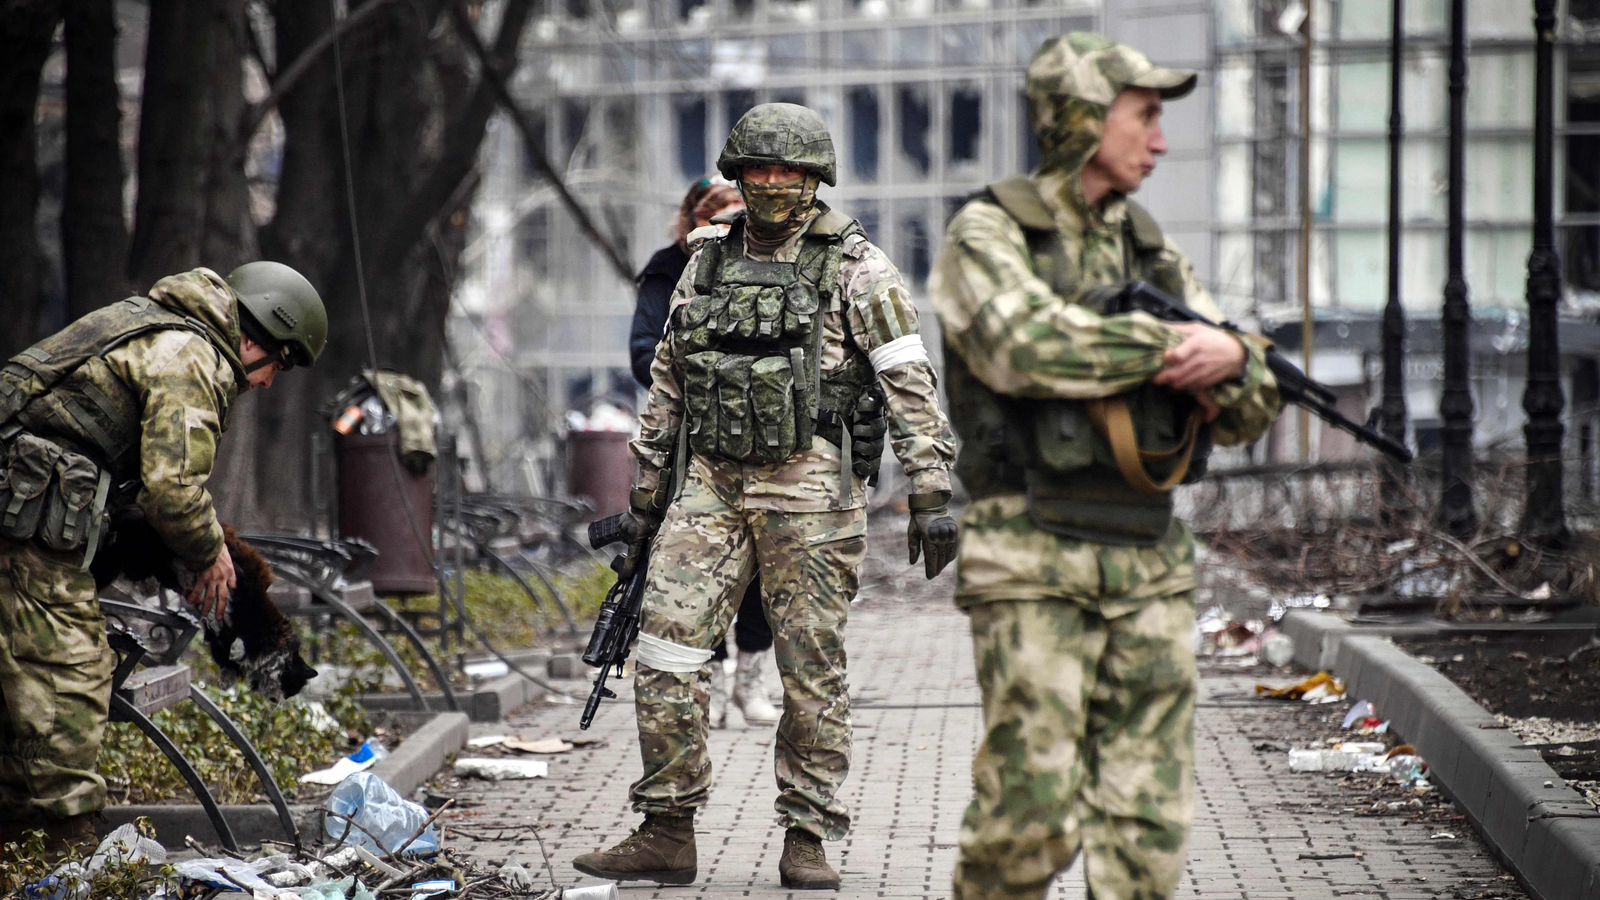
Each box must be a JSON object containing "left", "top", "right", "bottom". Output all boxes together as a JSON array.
[
  {"left": 618, "top": 487, "right": 668, "bottom": 576},
  {"left": 907, "top": 491, "right": 959, "bottom": 579}
]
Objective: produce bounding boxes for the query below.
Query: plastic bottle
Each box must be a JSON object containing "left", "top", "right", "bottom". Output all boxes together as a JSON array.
[
  {"left": 1387, "top": 754, "right": 1427, "bottom": 784},
  {"left": 324, "top": 772, "right": 439, "bottom": 856}
]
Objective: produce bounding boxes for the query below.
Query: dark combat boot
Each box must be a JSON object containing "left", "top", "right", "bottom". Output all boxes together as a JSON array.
[
  {"left": 571, "top": 813, "right": 696, "bottom": 885},
  {"left": 779, "top": 828, "right": 841, "bottom": 889}
]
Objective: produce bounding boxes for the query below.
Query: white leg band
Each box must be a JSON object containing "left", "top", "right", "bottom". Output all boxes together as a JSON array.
[
  {"left": 868, "top": 333, "right": 929, "bottom": 373},
  {"left": 635, "top": 633, "right": 716, "bottom": 673}
]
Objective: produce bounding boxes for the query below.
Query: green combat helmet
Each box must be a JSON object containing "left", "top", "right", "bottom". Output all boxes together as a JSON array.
[
  {"left": 717, "top": 102, "right": 837, "bottom": 186},
  {"left": 226, "top": 260, "right": 328, "bottom": 368}
]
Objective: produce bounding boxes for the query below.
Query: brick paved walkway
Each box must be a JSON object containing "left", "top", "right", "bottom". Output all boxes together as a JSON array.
[{"left": 444, "top": 591, "right": 1524, "bottom": 899}]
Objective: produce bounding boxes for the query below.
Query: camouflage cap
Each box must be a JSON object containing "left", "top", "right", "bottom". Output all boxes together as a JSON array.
[{"left": 1027, "top": 32, "right": 1197, "bottom": 109}]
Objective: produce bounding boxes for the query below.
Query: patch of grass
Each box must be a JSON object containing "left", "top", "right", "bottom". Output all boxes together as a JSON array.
[{"left": 99, "top": 675, "right": 370, "bottom": 805}]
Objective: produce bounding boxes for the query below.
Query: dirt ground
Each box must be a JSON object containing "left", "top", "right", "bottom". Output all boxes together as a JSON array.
[{"left": 1397, "top": 631, "right": 1599, "bottom": 721}]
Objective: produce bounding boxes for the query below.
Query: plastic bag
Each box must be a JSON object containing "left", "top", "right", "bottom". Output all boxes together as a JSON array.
[{"left": 324, "top": 772, "right": 439, "bottom": 856}]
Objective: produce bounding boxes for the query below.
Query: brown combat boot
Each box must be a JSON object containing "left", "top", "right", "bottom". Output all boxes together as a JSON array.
[
  {"left": 571, "top": 813, "right": 696, "bottom": 885},
  {"left": 779, "top": 828, "right": 840, "bottom": 890}
]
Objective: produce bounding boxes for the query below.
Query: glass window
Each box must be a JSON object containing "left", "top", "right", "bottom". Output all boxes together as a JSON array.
[
  {"left": 852, "top": 200, "right": 882, "bottom": 243},
  {"left": 1400, "top": 230, "right": 1447, "bottom": 309},
  {"left": 1465, "top": 227, "right": 1531, "bottom": 306},
  {"left": 770, "top": 33, "right": 806, "bottom": 74},
  {"left": 1402, "top": 54, "right": 1448, "bottom": 133},
  {"left": 948, "top": 84, "right": 982, "bottom": 171},
  {"left": 679, "top": 0, "right": 708, "bottom": 21},
  {"left": 1215, "top": 234, "right": 1255, "bottom": 315},
  {"left": 724, "top": 89, "right": 758, "bottom": 133},
  {"left": 897, "top": 83, "right": 932, "bottom": 178},
  {"left": 1215, "top": 59, "right": 1254, "bottom": 139},
  {"left": 942, "top": 24, "right": 983, "bottom": 66},
  {"left": 675, "top": 94, "right": 707, "bottom": 180},
  {"left": 1334, "top": 228, "right": 1385, "bottom": 311},
  {"left": 1016, "top": 19, "right": 1054, "bottom": 65},
  {"left": 1464, "top": 138, "right": 1532, "bottom": 222},
  {"left": 1402, "top": 138, "right": 1447, "bottom": 222},
  {"left": 1215, "top": 0, "right": 1255, "bottom": 47},
  {"left": 896, "top": 200, "right": 931, "bottom": 285},
  {"left": 1466, "top": 52, "right": 1534, "bottom": 130},
  {"left": 1216, "top": 144, "right": 1251, "bottom": 225},
  {"left": 847, "top": 86, "right": 881, "bottom": 182},
  {"left": 562, "top": 99, "right": 591, "bottom": 167},
  {"left": 897, "top": 26, "right": 933, "bottom": 66},
  {"left": 843, "top": 30, "right": 880, "bottom": 65},
  {"left": 1335, "top": 62, "right": 1389, "bottom": 133},
  {"left": 1405, "top": 0, "right": 1447, "bottom": 36},
  {"left": 1333, "top": 139, "right": 1387, "bottom": 223},
  {"left": 1469, "top": 2, "right": 1530, "bottom": 38},
  {"left": 1337, "top": 0, "right": 1390, "bottom": 41}
]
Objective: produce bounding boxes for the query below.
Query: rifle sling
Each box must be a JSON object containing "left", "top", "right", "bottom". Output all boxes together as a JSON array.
[{"left": 1084, "top": 397, "right": 1202, "bottom": 494}]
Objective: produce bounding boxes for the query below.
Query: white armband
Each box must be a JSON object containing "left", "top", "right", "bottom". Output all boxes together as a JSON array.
[
  {"left": 868, "top": 333, "right": 929, "bottom": 373},
  {"left": 635, "top": 633, "right": 716, "bottom": 673}
]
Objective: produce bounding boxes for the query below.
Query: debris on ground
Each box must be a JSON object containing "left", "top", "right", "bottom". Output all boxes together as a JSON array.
[
  {"left": 454, "top": 758, "right": 550, "bottom": 780},
  {"left": 503, "top": 737, "right": 573, "bottom": 754},
  {"left": 302, "top": 740, "right": 389, "bottom": 786},
  {"left": 326, "top": 771, "right": 441, "bottom": 855},
  {"left": 1256, "top": 671, "right": 1346, "bottom": 703}
]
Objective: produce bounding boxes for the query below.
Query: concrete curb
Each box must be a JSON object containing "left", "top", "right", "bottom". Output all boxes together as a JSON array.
[
  {"left": 98, "top": 710, "right": 470, "bottom": 849},
  {"left": 1279, "top": 610, "right": 1597, "bottom": 672},
  {"left": 1282, "top": 613, "right": 1600, "bottom": 900},
  {"left": 361, "top": 671, "right": 549, "bottom": 721}
]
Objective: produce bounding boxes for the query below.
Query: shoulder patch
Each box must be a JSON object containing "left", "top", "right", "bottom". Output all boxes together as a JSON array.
[{"left": 842, "top": 233, "right": 871, "bottom": 260}]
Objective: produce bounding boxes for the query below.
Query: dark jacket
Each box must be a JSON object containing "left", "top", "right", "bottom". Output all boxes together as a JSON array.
[{"left": 629, "top": 243, "right": 691, "bottom": 387}]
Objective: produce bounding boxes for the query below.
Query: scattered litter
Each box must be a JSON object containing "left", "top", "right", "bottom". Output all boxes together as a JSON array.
[
  {"left": 1268, "top": 593, "right": 1332, "bottom": 621},
  {"left": 1287, "top": 743, "right": 1392, "bottom": 773},
  {"left": 1257, "top": 671, "right": 1346, "bottom": 703},
  {"left": 563, "top": 883, "right": 620, "bottom": 899},
  {"left": 298, "top": 876, "right": 377, "bottom": 900},
  {"left": 454, "top": 757, "right": 550, "bottom": 780},
  {"left": 497, "top": 863, "right": 534, "bottom": 890},
  {"left": 563, "top": 733, "right": 607, "bottom": 747},
  {"left": 1261, "top": 632, "right": 1295, "bottom": 667},
  {"left": 305, "top": 701, "right": 343, "bottom": 733},
  {"left": 302, "top": 740, "right": 388, "bottom": 786},
  {"left": 27, "top": 825, "right": 169, "bottom": 899},
  {"left": 325, "top": 771, "right": 440, "bottom": 856},
  {"left": 505, "top": 736, "right": 575, "bottom": 754},
  {"left": 354, "top": 845, "right": 403, "bottom": 879},
  {"left": 1385, "top": 754, "right": 1428, "bottom": 785},
  {"left": 467, "top": 735, "right": 508, "bottom": 749},
  {"left": 1430, "top": 832, "right": 1457, "bottom": 840},
  {"left": 411, "top": 879, "right": 457, "bottom": 898},
  {"left": 1341, "top": 701, "right": 1376, "bottom": 730},
  {"left": 464, "top": 660, "right": 510, "bottom": 681}
]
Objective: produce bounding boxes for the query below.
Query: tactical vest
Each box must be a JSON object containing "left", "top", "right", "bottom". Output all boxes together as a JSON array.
[
  {"left": 0, "top": 296, "right": 232, "bottom": 564},
  {"left": 673, "top": 206, "right": 887, "bottom": 489},
  {"left": 946, "top": 177, "right": 1211, "bottom": 546}
]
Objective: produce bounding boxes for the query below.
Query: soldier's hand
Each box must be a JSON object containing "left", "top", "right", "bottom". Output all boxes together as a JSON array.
[
  {"left": 189, "top": 544, "right": 236, "bottom": 620},
  {"left": 907, "top": 492, "right": 959, "bottom": 579},
  {"left": 1152, "top": 323, "right": 1246, "bottom": 391}
]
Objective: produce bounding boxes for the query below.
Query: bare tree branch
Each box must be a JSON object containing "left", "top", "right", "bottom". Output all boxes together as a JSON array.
[{"left": 443, "top": 0, "right": 635, "bottom": 282}]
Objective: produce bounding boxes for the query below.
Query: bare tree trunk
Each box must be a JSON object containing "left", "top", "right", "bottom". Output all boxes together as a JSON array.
[
  {"left": 0, "top": 1, "right": 61, "bottom": 361},
  {"left": 62, "top": 0, "right": 129, "bottom": 318},
  {"left": 126, "top": 0, "right": 248, "bottom": 288}
]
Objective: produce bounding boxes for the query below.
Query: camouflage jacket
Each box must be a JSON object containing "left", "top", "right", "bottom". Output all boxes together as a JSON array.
[
  {"left": 930, "top": 172, "right": 1279, "bottom": 611},
  {"left": 632, "top": 212, "right": 955, "bottom": 512},
  {"left": 51, "top": 270, "right": 243, "bottom": 570}
]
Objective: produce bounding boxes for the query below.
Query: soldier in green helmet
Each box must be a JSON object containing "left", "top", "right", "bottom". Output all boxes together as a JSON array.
[
  {"left": 573, "top": 102, "right": 958, "bottom": 889},
  {"left": 0, "top": 262, "right": 326, "bottom": 858},
  {"left": 929, "top": 34, "right": 1283, "bottom": 899}
]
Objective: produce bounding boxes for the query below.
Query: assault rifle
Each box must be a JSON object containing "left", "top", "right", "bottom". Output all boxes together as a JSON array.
[
  {"left": 578, "top": 512, "right": 651, "bottom": 729},
  {"left": 1114, "top": 281, "right": 1413, "bottom": 463}
]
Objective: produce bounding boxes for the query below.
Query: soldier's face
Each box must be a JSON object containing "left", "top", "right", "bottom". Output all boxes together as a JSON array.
[
  {"left": 739, "top": 164, "right": 817, "bottom": 227},
  {"left": 240, "top": 338, "right": 283, "bottom": 389},
  {"left": 1087, "top": 87, "right": 1167, "bottom": 195}
]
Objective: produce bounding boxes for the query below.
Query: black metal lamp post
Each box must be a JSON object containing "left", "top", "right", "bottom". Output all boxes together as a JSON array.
[
  {"left": 1439, "top": 0, "right": 1478, "bottom": 536},
  {"left": 1381, "top": 0, "right": 1408, "bottom": 519},
  {"left": 1521, "top": 0, "right": 1570, "bottom": 545}
]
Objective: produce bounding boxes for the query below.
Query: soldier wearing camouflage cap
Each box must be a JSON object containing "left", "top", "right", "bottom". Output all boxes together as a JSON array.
[
  {"left": 573, "top": 102, "right": 958, "bottom": 889},
  {"left": 0, "top": 262, "right": 325, "bottom": 859},
  {"left": 929, "top": 33, "right": 1282, "bottom": 899}
]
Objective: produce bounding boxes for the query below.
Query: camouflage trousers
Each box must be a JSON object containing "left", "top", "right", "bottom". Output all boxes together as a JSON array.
[
  {"left": 629, "top": 461, "right": 867, "bottom": 841},
  {"left": 954, "top": 592, "right": 1197, "bottom": 900},
  {"left": 0, "top": 539, "right": 113, "bottom": 822}
]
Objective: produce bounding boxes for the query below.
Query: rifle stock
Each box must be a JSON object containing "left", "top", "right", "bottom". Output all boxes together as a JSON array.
[{"left": 1116, "top": 281, "right": 1414, "bottom": 463}]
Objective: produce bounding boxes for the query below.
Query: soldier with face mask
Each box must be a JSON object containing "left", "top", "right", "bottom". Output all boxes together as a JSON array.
[
  {"left": 573, "top": 103, "right": 958, "bottom": 889},
  {"left": 930, "top": 34, "right": 1282, "bottom": 900}
]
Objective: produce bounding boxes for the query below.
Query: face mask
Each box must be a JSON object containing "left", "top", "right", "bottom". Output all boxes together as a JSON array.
[{"left": 740, "top": 173, "right": 818, "bottom": 229}]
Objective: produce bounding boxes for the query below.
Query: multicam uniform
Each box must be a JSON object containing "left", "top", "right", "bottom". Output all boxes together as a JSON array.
[
  {"left": 0, "top": 269, "right": 245, "bottom": 825},
  {"left": 929, "top": 34, "right": 1281, "bottom": 900},
  {"left": 626, "top": 200, "right": 955, "bottom": 840}
]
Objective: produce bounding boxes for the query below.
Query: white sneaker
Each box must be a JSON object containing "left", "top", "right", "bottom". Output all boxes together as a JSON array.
[
  {"left": 707, "top": 659, "right": 730, "bottom": 729},
  {"left": 733, "top": 650, "right": 780, "bottom": 725}
]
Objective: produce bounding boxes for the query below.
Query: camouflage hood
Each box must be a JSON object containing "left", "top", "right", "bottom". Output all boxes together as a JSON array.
[
  {"left": 147, "top": 267, "right": 248, "bottom": 386},
  {"left": 1025, "top": 32, "right": 1197, "bottom": 192}
]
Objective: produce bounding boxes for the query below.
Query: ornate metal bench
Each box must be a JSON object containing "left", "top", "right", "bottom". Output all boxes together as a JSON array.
[{"left": 102, "top": 599, "right": 297, "bottom": 851}]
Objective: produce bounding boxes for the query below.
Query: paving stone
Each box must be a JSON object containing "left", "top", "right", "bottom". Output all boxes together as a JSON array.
[{"left": 441, "top": 598, "right": 1527, "bottom": 898}]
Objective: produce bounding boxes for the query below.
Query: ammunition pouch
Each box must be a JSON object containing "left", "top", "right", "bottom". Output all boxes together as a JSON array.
[{"left": 0, "top": 433, "right": 112, "bottom": 567}]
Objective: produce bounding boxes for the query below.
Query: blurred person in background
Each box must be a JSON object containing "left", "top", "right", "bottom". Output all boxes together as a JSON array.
[{"left": 629, "top": 177, "right": 780, "bottom": 729}]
